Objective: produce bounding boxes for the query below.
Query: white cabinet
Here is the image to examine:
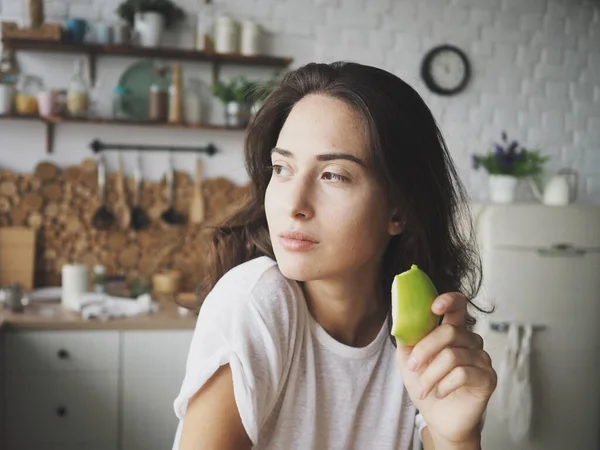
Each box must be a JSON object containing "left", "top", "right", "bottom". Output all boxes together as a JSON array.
[
  {"left": 3, "top": 331, "right": 119, "bottom": 449},
  {"left": 5, "top": 330, "right": 119, "bottom": 373},
  {"left": 121, "top": 331, "right": 193, "bottom": 450},
  {"left": 1, "top": 328, "right": 193, "bottom": 450}
]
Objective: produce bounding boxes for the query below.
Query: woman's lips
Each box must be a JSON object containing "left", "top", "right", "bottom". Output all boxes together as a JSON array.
[{"left": 279, "top": 231, "right": 318, "bottom": 252}]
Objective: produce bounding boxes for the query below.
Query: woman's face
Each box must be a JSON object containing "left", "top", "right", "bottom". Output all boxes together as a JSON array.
[{"left": 265, "top": 94, "right": 403, "bottom": 282}]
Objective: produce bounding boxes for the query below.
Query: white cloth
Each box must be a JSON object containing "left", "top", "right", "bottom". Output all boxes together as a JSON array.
[
  {"left": 508, "top": 324, "right": 533, "bottom": 443},
  {"left": 172, "top": 256, "right": 425, "bottom": 450},
  {"left": 77, "top": 292, "right": 156, "bottom": 320},
  {"left": 494, "top": 322, "right": 520, "bottom": 422}
]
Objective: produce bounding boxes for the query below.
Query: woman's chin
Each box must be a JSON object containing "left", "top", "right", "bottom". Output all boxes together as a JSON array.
[{"left": 274, "top": 252, "right": 322, "bottom": 282}]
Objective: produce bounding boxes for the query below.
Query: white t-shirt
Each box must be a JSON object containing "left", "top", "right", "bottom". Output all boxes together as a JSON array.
[{"left": 172, "top": 256, "right": 427, "bottom": 450}]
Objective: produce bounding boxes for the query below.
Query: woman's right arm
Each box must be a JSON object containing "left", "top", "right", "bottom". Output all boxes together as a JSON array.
[{"left": 178, "top": 364, "right": 253, "bottom": 450}]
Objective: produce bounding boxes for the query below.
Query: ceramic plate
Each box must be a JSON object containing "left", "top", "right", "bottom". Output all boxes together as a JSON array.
[{"left": 117, "top": 60, "right": 171, "bottom": 121}]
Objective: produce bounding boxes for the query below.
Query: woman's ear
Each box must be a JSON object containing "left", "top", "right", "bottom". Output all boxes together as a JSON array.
[{"left": 387, "top": 210, "right": 404, "bottom": 236}]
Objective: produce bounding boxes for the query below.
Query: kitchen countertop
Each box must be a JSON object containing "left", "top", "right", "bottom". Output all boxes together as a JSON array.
[{"left": 0, "top": 299, "right": 198, "bottom": 331}]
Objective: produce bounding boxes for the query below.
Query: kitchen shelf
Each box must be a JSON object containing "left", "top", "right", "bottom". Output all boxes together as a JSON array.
[
  {"left": 0, "top": 114, "right": 245, "bottom": 154},
  {"left": 1, "top": 38, "right": 293, "bottom": 84}
]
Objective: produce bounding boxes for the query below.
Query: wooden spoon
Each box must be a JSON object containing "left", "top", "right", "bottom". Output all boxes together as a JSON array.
[
  {"left": 189, "top": 156, "right": 205, "bottom": 224},
  {"left": 114, "top": 153, "right": 131, "bottom": 230}
]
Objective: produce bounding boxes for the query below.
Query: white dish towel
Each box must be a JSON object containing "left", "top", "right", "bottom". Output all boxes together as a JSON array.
[
  {"left": 75, "top": 292, "right": 158, "bottom": 321},
  {"left": 495, "top": 322, "right": 520, "bottom": 422},
  {"left": 508, "top": 324, "right": 534, "bottom": 443}
]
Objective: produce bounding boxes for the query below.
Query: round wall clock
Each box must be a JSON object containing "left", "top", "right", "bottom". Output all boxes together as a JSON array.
[{"left": 420, "top": 44, "right": 471, "bottom": 96}]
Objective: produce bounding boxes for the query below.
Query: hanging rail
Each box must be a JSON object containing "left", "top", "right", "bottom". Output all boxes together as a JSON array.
[{"left": 89, "top": 139, "right": 218, "bottom": 156}]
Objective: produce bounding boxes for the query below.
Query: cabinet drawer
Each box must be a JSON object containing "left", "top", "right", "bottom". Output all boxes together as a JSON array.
[
  {"left": 5, "top": 330, "right": 119, "bottom": 373},
  {"left": 6, "top": 371, "right": 118, "bottom": 445}
]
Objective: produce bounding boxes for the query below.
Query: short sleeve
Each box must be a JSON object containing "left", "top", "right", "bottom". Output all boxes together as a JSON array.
[
  {"left": 413, "top": 408, "right": 487, "bottom": 443},
  {"left": 172, "top": 261, "right": 298, "bottom": 445}
]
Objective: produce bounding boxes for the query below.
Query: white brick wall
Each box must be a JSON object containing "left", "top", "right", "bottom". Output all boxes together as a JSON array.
[{"left": 0, "top": 0, "right": 599, "bottom": 203}]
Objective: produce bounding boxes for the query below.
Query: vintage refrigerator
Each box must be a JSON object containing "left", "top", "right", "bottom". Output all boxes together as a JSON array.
[{"left": 470, "top": 203, "right": 600, "bottom": 450}]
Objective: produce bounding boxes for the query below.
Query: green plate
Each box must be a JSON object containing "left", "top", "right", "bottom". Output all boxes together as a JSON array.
[{"left": 117, "top": 60, "right": 171, "bottom": 121}]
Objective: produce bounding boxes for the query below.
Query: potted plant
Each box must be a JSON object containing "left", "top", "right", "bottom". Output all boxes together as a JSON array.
[
  {"left": 116, "top": 0, "right": 186, "bottom": 47},
  {"left": 247, "top": 78, "right": 277, "bottom": 116},
  {"left": 212, "top": 76, "right": 258, "bottom": 128},
  {"left": 472, "top": 131, "right": 549, "bottom": 204}
]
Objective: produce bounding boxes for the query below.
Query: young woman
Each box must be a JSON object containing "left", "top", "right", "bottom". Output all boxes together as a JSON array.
[{"left": 172, "top": 62, "right": 497, "bottom": 450}]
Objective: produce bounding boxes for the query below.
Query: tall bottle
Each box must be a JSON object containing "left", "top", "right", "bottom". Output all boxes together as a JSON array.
[
  {"left": 168, "top": 64, "right": 182, "bottom": 124},
  {"left": 66, "top": 59, "right": 89, "bottom": 118}
]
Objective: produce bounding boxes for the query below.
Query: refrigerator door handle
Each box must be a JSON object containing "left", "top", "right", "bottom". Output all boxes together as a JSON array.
[{"left": 537, "top": 243, "right": 587, "bottom": 257}]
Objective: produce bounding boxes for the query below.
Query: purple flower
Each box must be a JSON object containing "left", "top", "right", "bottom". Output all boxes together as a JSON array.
[
  {"left": 472, "top": 154, "right": 480, "bottom": 169},
  {"left": 494, "top": 144, "right": 505, "bottom": 158}
]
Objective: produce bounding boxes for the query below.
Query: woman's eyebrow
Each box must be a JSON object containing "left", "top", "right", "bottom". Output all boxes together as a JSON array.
[{"left": 271, "top": 147, "right": 366, "bottom": 167}]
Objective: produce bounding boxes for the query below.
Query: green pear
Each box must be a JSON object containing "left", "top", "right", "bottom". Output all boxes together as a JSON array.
[{"left": 391, "top": 264, "right": 440, "bottom": 345}]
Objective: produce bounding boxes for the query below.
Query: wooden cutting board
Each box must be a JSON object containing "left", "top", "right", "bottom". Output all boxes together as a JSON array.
[{"left": 0, "top": 227, "right": 36, "bottom": 290}]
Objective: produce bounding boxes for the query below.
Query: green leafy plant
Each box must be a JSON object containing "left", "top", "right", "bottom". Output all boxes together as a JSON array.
[
  {"left": 472, "top": 131, "right": 549, "bottom": 177},
  {"left": 116, "top": 0, "right": 186, "bottom": 29},
  {"left": 212, "top": 76, "right": 275, "bottom": 106}
]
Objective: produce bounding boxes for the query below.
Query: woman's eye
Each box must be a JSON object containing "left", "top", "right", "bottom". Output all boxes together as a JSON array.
[
  {"left": 322, "top": 172, "right": 349, "bottom": 183},
  {"left": 271, "top": 164, "right": 290, "bottom": 176}
]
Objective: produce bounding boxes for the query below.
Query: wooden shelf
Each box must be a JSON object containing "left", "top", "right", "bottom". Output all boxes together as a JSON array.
[
  {"left": 1, "top": 38, "right": 293, "bottom": 84},
  {"left": 0, "top": 114, "right": 245, "bottom": 154}
]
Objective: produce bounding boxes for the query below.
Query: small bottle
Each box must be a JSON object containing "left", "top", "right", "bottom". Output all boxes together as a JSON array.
[
  {"left": 112, "top": 85, "right": 129, "bottom": 120},
  {"left": 93, "top": 264, "right": 106, "bottom": 294},
  {"left": 66, "top": 59, "right": 89, "bottom": 117},
  {"left": 148, "top": 83, "right": 167, "bottom": 122},
  {"left": 195, "top": 13, "right": 206, "bottom": 52},
  {"left": 0, "top": 49, "right": 19, "bottom": 85}
]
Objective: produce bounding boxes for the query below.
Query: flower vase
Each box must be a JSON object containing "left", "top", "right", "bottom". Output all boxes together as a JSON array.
[
  {"left": 489, "top": 174, "right": 518, "bottom": 204},
  {"left": 134, "top": 12, "right": 165, "bottom": 47}
]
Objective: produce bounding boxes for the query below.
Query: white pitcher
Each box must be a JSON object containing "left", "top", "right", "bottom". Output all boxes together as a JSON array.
[
  {"left": 134, "top": 12, "right": 165, "bottom": 47},
  {"left": 528, "top": 168, "right": 578, "bottom": 206}
]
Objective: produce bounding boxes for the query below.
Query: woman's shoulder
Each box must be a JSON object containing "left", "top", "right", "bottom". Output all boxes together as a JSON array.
[{"left": 203, "top": 255, "right": 303, "bottom": 324}]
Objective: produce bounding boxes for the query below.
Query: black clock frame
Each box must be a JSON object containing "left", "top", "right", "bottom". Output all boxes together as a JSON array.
[{"left": 420, "top": 44, "right": 471, "bottom": 96}]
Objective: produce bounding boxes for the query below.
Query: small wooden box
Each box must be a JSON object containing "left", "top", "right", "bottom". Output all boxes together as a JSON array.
[{"left": 0, "top": 21, "right": 63, "bottom": 41}]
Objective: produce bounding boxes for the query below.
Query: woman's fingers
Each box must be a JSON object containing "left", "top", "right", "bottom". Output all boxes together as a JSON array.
[
  {"left": 432, "top": 292, "right": 468, "bottom": 327},
  {"left": 418, "top": 347, "right": 492, "bottom": 399},
  {"left": 434, "top": 365, "right": 498, "bottom": 400},
  {"left": 407, "top": 324, "right": 484, "bottom": 372}
]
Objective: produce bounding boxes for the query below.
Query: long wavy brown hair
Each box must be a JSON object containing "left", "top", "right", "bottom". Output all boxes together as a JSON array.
[{"left": 196, "top": 61, "right": 492, "bottom": 331}]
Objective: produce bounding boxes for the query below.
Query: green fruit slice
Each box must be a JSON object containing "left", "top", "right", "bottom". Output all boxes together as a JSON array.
[{"left": 391, "top": 264, "right": 440, "bottom": 345}]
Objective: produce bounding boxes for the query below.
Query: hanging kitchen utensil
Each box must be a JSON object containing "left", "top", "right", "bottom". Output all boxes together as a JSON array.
[
  {"left": 131, "top": 151, "right": 150, "bottom": 231},
  {"left": 189, "top": 154, "right": 205, "bottom": 224},
  {"left": 114, "top": 152, "right": 131, "bottom": 230},
  {"left": 91, "top": 154, "right": 115, "bottom": 230},
  {"left": 161, "top": 151, "right": 185, "bottom": 225}
]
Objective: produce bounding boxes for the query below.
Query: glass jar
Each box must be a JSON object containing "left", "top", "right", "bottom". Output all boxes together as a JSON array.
[
  {"left": 66, "top": 59, "right": 89, "bottom": 118},
  {"left": 184, "top": 79, "right": 203, "bottom": 125},
  {"left": 93, "top": 264, "right": 106, "bottom": 294},
  {"left": 214, "top": 15, "right": 238, "bottom": 54},
  {"left": 240, "top": 20, "right": 260, "bottom": 56},
  {"left": 15, "top": 74, "right": 42, "bottom": 115}
]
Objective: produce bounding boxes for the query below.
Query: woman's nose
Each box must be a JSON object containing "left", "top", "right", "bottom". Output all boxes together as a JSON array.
[{"left": 287, "top": 176, "right": 314, "bottom": 220}]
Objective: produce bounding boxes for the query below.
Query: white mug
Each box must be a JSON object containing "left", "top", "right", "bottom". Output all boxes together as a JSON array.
[{"left": 0, "top": 84, "right": 15, "bottom": 115}]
